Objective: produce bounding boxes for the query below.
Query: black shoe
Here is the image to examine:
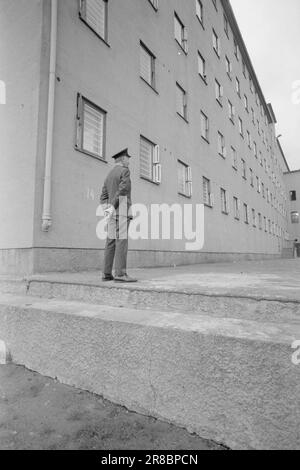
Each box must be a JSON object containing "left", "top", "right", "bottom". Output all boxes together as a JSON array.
[
  {"left": 114, "top": 274, "right": 137, "bottom": 283},
  {"left": 102, "top": 274, "right": 114, "bottom": 281}
]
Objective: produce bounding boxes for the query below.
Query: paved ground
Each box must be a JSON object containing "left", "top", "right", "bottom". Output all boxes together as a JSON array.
[
  {"left": 0, "top": 364, "right": 225, "bottom": 450},
  {"left": 10, "top": 258, "right": 300, "bottom": 302}
]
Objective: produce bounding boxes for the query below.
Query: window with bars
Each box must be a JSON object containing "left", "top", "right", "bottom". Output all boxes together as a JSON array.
[
  {"left": 203, "top": 177, "right": 213, "bottom": 207},
  {"left": 174, "top": 13, "right": 188, "bottom": 53},
  {"left": 201, "top": 111, "right": 209, "bottom": 141},
  {"left": 215, "top": 79, "right": 223, "bottom": 105},
  {"left": 76, "top": 94, "right": 106, "bottom": 160},
  {"left": 220, "top": 188, "right": 228, "bottom": 214},
  {"left": 140, "top": 42, "right": 156, "bottom": 89},
  {"left": 140, "top": 136, "right": 161, "bottom": 184},
  {"left": 233, "top": 197, "right": 240, "bottom": 220},
  {"left": 244, "top": 204, "right": 249, "bottom": 224},
  {"left": 218, "top": 132, "right": 226, "bottom": 158},
  {"left": 212, "top": 29, "right": 220, "bottom": 57},
  {"left": 198, "top": 52, "right": 206, "bottom": 80},
  {"left": 79, "top": 0, "right": 108, "bottom": 41},
  {"left": 228, "top": 100, "right": 235, "bottom": 122},
  {"left": 231, "top": 146, "right": 238, "bottom": 169},
  {"left": 176, "top": 83, "right": 187, "bottom": 120},
  {"left": 178, "top": 161, "right": 192, "bottom": 198}
]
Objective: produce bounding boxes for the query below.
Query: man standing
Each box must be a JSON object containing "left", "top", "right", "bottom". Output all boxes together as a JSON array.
[{"left": 100, "top": 149, "right": 137, "bottom": 283}]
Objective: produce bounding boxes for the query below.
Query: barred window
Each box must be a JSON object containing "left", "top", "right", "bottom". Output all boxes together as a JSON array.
[
  {"left": 140, "top": 136, "right": 161, "bottom": 184},
  {"left": 178, "top": 161, "right": 192, "bottom": 198},
  {"left": 79, "top": 0, "right": 108, "bottom": 41},
  {"left": 76, "top": 94, "right": 106, "bottom": 160},
  {"left": 140, "top": 42, "right": 156, "bottom": 88}
]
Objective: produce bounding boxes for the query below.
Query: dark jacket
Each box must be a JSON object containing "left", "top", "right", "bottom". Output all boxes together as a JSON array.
[{"left": 100, "top": 165, "right": 132, "bottom": 216}]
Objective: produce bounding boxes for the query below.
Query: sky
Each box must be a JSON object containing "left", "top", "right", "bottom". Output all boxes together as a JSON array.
[{"left": 230, "top": 0, "right": 300, "bottom": 171}]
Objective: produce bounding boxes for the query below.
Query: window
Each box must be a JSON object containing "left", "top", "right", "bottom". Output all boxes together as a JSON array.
[
  {"left": 225, "top": 56, "right": 232, "bottom": 79},
  {"left": 257, "top": 176, "right": 261, "bottom": 193},
  {"left": 201, "top": 111, "right": 209, "bottom": 141},
  {"left": 215, "top": 79, "right": 223, "bottom": 105},
  {"left": 79, "top": 0, "right": 108, "bottom": 41},
  {"left": 231, "top": 146, "right": 238, "bottom": 169},
  {"left": 148, "top": 0, "right": 158, "bottom": 10},
  {"left": 291, "top": 212, "right": 300, "bottom": 224},
  {"left": 241, "top": 159, "right": 247, "bottom": 179},
  {"left": 213, "top": 29, "right": 220, "bottom": 57},
  {"left": 221, "top": 188, "right": 228, "bottom": 214},
  {"left": 252, "top": 209, "right": 256, "bottom": 227},
  {"left": 178, "top": 161, "right": 192, "bottom": 197},
  {"left": 140, "top": 42, "right": 156, "bottom": 89},
  {"left": 258, "top": 213, "right": 262, "bottom": 230},
  {"left": 249, "top": 77, "right": 254, "bottom": 93},
  {"left": 218, "top": 132, "right": 226, "bottom": 157},
  {"left": 203, "top": 177, "right": 213, "bottom": 206},
  {"left": 244, "top": 94, "right": 249, "bottom": 112},
  {"left": 238, "top": 117, "right": 243, "bottom": 137},
  {"left": 244, "top": 204, "right": 249, "bottom": 224},
  {"left": 264, "top": 216, "right": 267, "bottom": 232},
  {"left": 290, "top": 190, "right": 297, "bottom": 201},
  {"left": 242, "top": 60, "right": 247, "bottom": 78},
  {"left": 253, "top": 141, "right": 257, "bottom": 158},
  {"left": 76, "top": 94, "right": 106, "bottom": 160},
  {"left": 224, "top": 14, "right": 229, "bottom": 37},
  {"left": 233, "top": 197, "right": 240, "bottom": 220},
  {"left": 176, "top": 83, "right": 187, "bottom": 120},
  {"left": 251, "top": 107, "right": 255, "bottom": 124},
  {"left": 174, "top": 13, "right": 188, "bottom": 53},
  {"left": 196, "top": 0, "right": 204, "bottom": 24},
  {"left": 228, "top": 100, "right": 235, "bottom": 122},
  {"left": 140, "top": 136, "right": 161, "bottom": 184},
  {"left": 236, "top": 77, "right": 241, "bottom": 97},
  {"left": 250, "top": 168, "right": 254, "bottom": 187},
  {"left": 234, "top": 39, "right": 239, "bottom": 60},
  {"left": 247, "top": 130, "right": 251, "bottom": 149},
  {"left": 262, "top": 182, "right": 265, "bottom": 198},
  {"left": 198, "top": 52, "right": 206, "bottom": 80}
]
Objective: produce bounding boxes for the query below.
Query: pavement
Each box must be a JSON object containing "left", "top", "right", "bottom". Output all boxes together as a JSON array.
[
  {"left": 1, "top": 257, "right": 299, "bottom": 302},
  {"left": 0, "top": 364, "right": 225, "bottom": 450}
]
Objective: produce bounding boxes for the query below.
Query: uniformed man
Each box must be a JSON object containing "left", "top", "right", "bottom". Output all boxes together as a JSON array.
[{"left": 100, "top": 148, "right": 137, "bottom": 282}]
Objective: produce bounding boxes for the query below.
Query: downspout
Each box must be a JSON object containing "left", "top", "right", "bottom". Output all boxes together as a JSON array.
[{"left": 42, "top": 0, "right": 58, "bottom": 231}]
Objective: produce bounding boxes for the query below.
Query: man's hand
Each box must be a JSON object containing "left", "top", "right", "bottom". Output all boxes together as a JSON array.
[{"left": 104, "top": 205, "right": 114, "bottom": 219}]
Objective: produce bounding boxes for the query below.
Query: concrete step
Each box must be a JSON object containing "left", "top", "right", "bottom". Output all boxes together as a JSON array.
[
  {"left": 0, "top": 275, "right": 300, "bottom": 324},
  {"left": 1, "top": 293, "right": 300, "bottom": 450}
]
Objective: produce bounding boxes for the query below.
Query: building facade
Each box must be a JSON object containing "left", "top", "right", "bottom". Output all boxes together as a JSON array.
[
  {"left": 284, "top": 170, "right": 300, "bottom": 256},
  {"left": 0, "top": 0, "right": 294, "bottom": 274}
]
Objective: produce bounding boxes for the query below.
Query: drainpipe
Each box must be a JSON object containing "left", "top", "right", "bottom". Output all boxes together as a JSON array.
[{"left": 42, "top": 0, "right": 58, "bottom": 231}]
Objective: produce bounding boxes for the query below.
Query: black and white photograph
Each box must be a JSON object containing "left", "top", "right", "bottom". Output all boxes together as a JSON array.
[{"left": 0, "top": 0, "right": 300, "bottom": 455}]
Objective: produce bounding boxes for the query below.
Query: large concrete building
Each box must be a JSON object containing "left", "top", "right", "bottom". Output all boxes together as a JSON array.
[
  {"left": 284, "top": 169, "right": 300, "bottom": 256},
  {"left": 0, "top": 0, "right": 295, "bottom": 274}
]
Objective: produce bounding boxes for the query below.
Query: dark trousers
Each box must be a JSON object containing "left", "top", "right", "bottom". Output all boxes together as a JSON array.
[{"left": 103, "top": 217, "right": 130, "bottom": 277}]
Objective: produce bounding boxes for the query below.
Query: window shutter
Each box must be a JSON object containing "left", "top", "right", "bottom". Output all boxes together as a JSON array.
[
  {"left": 85, "top": 0, "right": 106, "bottom": 38},
  {"left": 83, "top": 101, "right": 104, "bottom": 156},
  {"left": 140, "top": 138, "right": 153, "bottom": 180}
]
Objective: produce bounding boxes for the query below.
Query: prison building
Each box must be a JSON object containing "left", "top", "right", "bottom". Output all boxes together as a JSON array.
[
  {"left": 0, "top": 0, "right": 294, "bottom": 274},
  {"left": 284, "top": 170, "right": 300, "bottom": 251}
]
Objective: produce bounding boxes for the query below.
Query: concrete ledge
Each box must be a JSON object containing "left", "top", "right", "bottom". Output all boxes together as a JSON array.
[{"left": 1, "top": 293, "right": 300, "bottom": 449}]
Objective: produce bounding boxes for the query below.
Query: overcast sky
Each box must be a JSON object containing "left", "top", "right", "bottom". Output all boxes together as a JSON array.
[{"left": 230, "top": 0, "right": 300, "bottom": 171}]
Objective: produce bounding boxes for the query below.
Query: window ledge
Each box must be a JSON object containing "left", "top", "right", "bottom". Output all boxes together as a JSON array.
[
  {"left": 175, "top": 39, "right": 188, "bottom": 55},
  {"left": 178, "top": 192, "right": 192, "bottom": 199},
  {"left": 204, "top": 203, "right": 213, "bottom": 209},
  {"left": 199, "top": 74, "right": 208, "bottom": 85},
  {"left": 229, "top": 117, "right": 235, "bottom": 125},
  {"left": 201, "top": 136, "right": 210, "bottom": 144},
  {"left": 140, "top": 175, "right": 160, "bottom": 186},
  {"left": 147, "top": 0, "right": 158, "bottom": 11},
  {"left": 222, "top": 211, "right": 229, "bottom": 216},
  {"left": 213, "top": 48, "right": 220, "bottom": 59},
  {"left": 140, "top": 76, "right": 159, "bottom": 95},
  {"left": 177, "top": 112, "right": 189, "bottom": 124},
  {"left": 75, "top": 146, "right": 107, "bottom": 163},
  {"left": 216, "top": 99, "right": 223, "bottom": 108}
]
